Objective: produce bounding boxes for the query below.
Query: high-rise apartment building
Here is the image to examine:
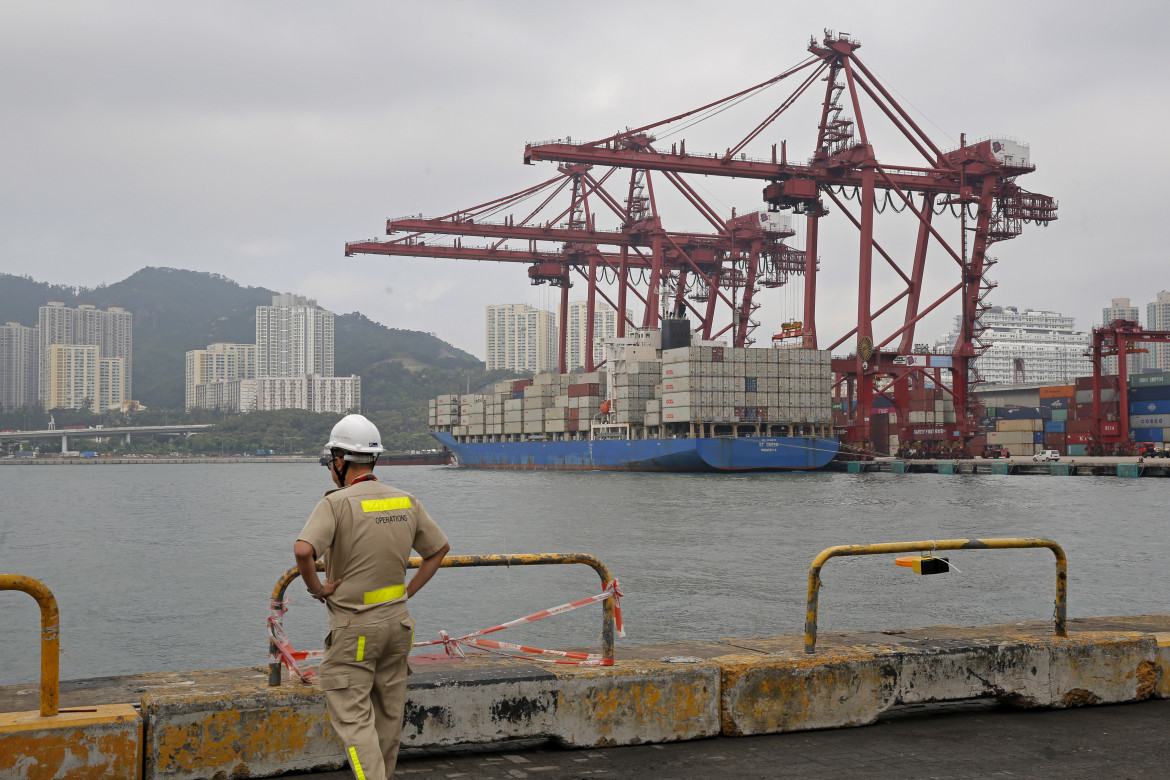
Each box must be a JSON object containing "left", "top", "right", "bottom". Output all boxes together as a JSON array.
[
  {"left": 937, "top": 306, "right": 1091, "bottom": 385},
  {"left": 485, "top": 304, "right": 558, "bottom": 373},
  {"left": 38, "top": 301, "right": 133, "bottom": 407},
  {"left": 256, "top": 294, "right": 334, "bottom": 378},
  {"left": 1148, "top": 291, "right": 1170, "bottom": 371},
  {"left": 41, "top": 344, "right": 123, "bottom": 412},
  {"left": 185, "top": 343, "right": 257, "bottom": 410},
  {"left": 1101, "top": 297, "right": 1144, "bottom": 376},
  {"left": 0, "top": 320, "right": 39, "bottom": 411},
  {"left": 563, "top": 301, "right": 630, "bottom": 371},
  {"left": 247, "top": 294, "right": 358, "bottom": 414}
]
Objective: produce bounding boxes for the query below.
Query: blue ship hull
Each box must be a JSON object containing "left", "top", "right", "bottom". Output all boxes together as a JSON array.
[{"left": 431, "top": 432, "right": 838, "bottom": 472}]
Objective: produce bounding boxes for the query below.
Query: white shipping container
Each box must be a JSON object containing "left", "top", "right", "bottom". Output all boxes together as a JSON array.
[
  {"left": 662, "top": 407, "right": 692, "bottom": 422},
  {"left": 523, "top": 408, "right": 544, "bottom": 422},
  {"left": 545, "top": 420, "right": 567, "bottom": 433},
  {"left": 523, "top": 420, "right": 544, "bottom": 434},
  {"left": 504, "top": 422, "right": 523, "bottom": 434},
  {"left": 504, "top": 410, "right": 523, "bottom": 424},
  {"left": 988, "top": 431, "right": 1035, "bottom": 445},
  {"left": 1131, "top": 414, "right": 1170, "bottom": 428},
  {"left": 662, "top": 391, "right": 696, "bottom": 408}
]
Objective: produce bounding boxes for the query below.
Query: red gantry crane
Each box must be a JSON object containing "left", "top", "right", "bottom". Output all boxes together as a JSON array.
[
  {"left": 1087, "top": 319, "right": 1170, "bottom": 454},
  {"left": 347, "top": 163, "right": 807, "bottom": 373},
  {"left": 348, "top": 31, "right": 1057, "bottom": 451}
]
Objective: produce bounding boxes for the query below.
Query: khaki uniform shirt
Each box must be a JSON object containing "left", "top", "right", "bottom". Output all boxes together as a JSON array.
[{"left": 298, "top": 479, "right": 448, "bottom": 628}]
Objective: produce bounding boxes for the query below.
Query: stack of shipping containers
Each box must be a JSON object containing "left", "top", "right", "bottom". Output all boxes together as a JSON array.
[
  {"left": 658, "top": 346, "right": 833, "bottom": 433},
  {"left": 980, "top": 376, "right": 1122, "bottom": 456},
  {"left": 1128, "top": 370, "right": 1170, "bottom": 445},
  {"left": 431, "top": 344, "right": 833, "bottom": 442}
]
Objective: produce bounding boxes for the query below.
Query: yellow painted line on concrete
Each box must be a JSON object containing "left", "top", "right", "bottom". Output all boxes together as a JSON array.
[{"left": 0, "top": 703, "right": 142, "bottom": 779}]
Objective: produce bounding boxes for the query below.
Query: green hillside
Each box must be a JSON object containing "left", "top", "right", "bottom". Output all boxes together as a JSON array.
[{"left": 0, "top": 268, "right": 510, "bottom": 452}]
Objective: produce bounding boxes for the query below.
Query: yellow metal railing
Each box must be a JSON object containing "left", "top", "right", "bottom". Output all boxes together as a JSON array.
[
  {"left": 269, "top": 553, "right": 617, "bottom": 685},
  {"left": 0, "top": 574, "right": 60, "bottom": 716},
  {"left": 804, "top": 538, "right": 1067, "bottom": 653}
]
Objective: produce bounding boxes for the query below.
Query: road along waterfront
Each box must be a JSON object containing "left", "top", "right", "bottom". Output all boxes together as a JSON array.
[{"left": 1, "top": 464, "right": 1168, "bottom": 686}]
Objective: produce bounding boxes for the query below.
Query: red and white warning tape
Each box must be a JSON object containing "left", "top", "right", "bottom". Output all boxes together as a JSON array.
[
  {"left": 414, "top": 579, "right": 624, "bottom": 666},
  {"left": 268, "top": 579, "right": 624, "bottom": 681},
  {"left": 268, "top": 599, "right": 322, "bottom": 683}
]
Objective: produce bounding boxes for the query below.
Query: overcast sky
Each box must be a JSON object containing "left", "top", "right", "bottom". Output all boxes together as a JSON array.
[{"left": 2, "top": 1, "right": 1166, "bottom": 358}]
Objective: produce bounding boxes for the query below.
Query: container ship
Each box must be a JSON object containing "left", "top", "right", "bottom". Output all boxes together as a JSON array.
[{"left": 428, "top": 329, "right": 838, "bottom": 472}]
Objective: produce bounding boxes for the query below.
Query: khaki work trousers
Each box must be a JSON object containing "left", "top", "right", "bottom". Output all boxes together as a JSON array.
[{"left": 318, "top": 605, "right": 416, "bottom": 780}]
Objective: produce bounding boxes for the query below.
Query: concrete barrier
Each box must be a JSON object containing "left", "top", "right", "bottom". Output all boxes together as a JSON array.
[
  {"left": 0, "top": 703, "right": 141, "bottom": 779},
  {"left": 4, "top": 616, "right": 1168, "bottom": 779},
  {"left": 141, "top": 658, "right": 721, "bottom": 779},
  {"left": 719, "top": 631, "right": 1156, "bottom": 736}
]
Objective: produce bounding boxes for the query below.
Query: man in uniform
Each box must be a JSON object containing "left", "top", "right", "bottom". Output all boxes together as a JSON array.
[{"left": 295, "top": 413, "right": 450, "bottom": 780}]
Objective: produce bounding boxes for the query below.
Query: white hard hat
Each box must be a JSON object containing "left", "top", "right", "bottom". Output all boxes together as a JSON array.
[{"left": 323, "top": 414, "right": 384, "bottom": 461}]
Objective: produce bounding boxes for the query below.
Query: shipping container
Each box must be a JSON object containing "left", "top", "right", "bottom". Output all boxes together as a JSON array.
[
  {"left": 1003, "top": 406, "right": 1043, "bottom": 420},
  {"left": 1051, "top": 409, "right": 1068, "bottom": 422},
  {"left": 1129, "top": 371, "right": 1170, "bottom": 388},
  {"left": 1075, "top": 375, "right": 1119, "bottom": 390},
  {"left": 1130, "top": 413, "right": 1170, "bottom": 428},
  {"left": 1067, "top": 444, "right": 1088, "bottom": 456},
  {"left": 1075, "top": 389, "right": 1119, "bottom": 404},
  {"left": 997, "top": 419, "right": 1043, "bottom": 432},
  {"left": 1039, "top": 385, "right": 1076, "bottom": 399},
  {"left": 1044, "top": 420, "right": 1066, "bottom": 434},
  {"left": 988, "top": 430, "right": 1035, "bottom": 445},
  {"left": 1131, "top": 427, "right": 1163, "bottom": 443},
  {"left": 1006, "top": 444, "right": 1039, "bottom": 457},
  {"left": 1127, "top": 386, "right": 1170, "bottom": 403},
  {"left": 1130, "top": 400, "right": 1170, "bottom": 415}
]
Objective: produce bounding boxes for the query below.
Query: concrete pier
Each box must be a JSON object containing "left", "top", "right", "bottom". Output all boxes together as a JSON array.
[
  {"left": 2, "top": 615, "right": 1167, "bottom": 779},
  {"left": 833, "top": 455, "right": 1170, "bottom": 477}
]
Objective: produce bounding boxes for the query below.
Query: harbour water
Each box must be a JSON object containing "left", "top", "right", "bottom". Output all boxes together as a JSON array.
[{"left": 1, "top": 464, "right": 1166, "bottom": 687}]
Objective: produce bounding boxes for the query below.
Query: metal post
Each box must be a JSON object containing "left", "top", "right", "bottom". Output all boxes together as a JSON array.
[
  {"left": 268, "top": 553, "right": 617, "bottom": 686},
  {"left": 804, "top": 538, "right": 1067, "bottom": 653},
  {"left": 0, "top": 574, "right": 60, "bottom": 716}
]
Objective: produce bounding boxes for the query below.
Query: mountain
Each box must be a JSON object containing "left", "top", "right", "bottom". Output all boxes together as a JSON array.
[{"left": 0, "top": 267, "right": 485, "bottom": 410}]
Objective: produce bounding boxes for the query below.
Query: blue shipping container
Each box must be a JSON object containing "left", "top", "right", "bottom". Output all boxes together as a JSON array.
[
  {"left": 1004, "top": 406, "right": 1042, "bottom": 420},
  {"left": 1130, "top": 400, "right": 1170, "bottom": 415},
  {"left": 1128, "top": 387, "right": 1170, "bottom": 403},
  {"left": 1033, "top": 431, "right": 1045, "bottom": 444},
  {"left": 1131, "top": 427, "right": 1164, "bottom": 443},
  {"left": 1040, "top": 397, "right": 1071, "bottom": 410},
  {"left": 1044, "top": 420, "right": 1066, "bottom": 434}
]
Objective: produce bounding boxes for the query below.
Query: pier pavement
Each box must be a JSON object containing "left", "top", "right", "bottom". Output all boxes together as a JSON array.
[{"left": 290, "top": 697, "right": 1170, "bottom": 779}]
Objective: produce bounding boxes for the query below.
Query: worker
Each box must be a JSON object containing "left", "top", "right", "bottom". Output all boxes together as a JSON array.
[{"left": 295, "top": 414, "right": 450, "bottom": 780}]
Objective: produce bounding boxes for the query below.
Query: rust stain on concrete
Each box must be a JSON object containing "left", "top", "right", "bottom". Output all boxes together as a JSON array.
[{"left": 0, "top": 704, "right": 142, "bottom": 779}]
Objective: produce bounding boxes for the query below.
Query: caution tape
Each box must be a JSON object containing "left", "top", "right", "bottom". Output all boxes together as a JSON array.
[
  {"left": 414, "top": 579, "right": 624, "bottom": 666},
  {"left": 268, "top": 599, "right": 321, "bottom": 683},
  {"left": 267, "top": 579, "right": 624, "bottom": 677}
]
